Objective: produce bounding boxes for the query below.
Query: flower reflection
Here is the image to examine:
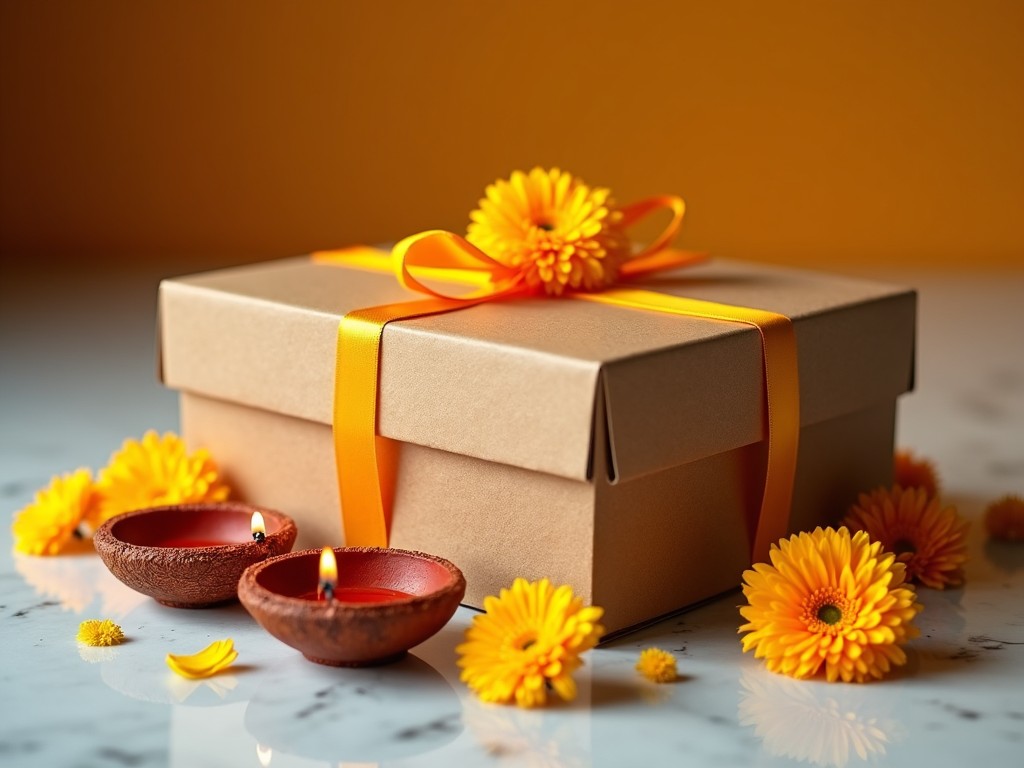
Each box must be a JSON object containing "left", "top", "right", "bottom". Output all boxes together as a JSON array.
[
  {"left": 78, "top": 645, "right": 120, "bottom": 664},
  {"left": 13, "top": 548, "right": 149, "bottom": 616},
  {"left": 13, "top": 552, "right": 98, "bottom": 612},
  {"left": 463, "top": 699, "right": 587, "bottom": 768},
  {"left": 738, "top": 667, "right": 901, "bottom": 768},
  {"left": 166, "top": 674, "right": 239, "bottom": 705},
  {"left": 984, "top": 537, "right": 1024, "bottom": 574}
]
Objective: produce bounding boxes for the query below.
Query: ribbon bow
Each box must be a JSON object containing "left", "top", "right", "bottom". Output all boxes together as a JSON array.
[{"left": 315, "top": 185, "right": 799, "bottom": 565}]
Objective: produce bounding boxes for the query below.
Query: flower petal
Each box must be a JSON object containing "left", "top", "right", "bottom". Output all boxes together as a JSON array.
[{"left": 166, "top": 639, "right": 238, "bottom": 679}]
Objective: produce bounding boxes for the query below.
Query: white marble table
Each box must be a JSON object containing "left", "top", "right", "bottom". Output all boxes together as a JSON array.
[{"left": 1, "top": 263, "right": 1022, "bottom": 768}]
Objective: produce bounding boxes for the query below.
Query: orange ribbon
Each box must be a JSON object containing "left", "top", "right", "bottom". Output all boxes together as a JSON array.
[{"left": 314, "top": 196, "right": 799, "bottom": 564}]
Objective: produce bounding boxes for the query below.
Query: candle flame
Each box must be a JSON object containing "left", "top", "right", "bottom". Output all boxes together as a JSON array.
[
  {"left": 251, "top": 511, "right": 266, "bottom": 539},
  {"left": 319, "top": 547, "right": 338, "bottom": 599}
]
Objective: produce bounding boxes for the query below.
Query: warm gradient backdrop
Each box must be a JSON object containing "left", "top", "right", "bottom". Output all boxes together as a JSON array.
[{"left": 2, "top": 1, "right": 1022, "bottom": 269}]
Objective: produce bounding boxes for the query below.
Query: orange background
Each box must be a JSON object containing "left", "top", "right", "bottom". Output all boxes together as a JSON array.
[{"left": 2, "top": 0, "right": 1022, "bottom": 270}]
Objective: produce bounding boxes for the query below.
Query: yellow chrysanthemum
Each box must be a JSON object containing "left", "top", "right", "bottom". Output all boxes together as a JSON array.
[
  {"left": 456, "top": 578, "right": 604, "bottom": 708},
  {"left": 466, "top": 167, "right": 631, "bottom": 295},
  {"left": 77, "top": 619, "right": 125, "bottom": 647},
  {"left": 844, "top": 486, "right": 969, "bottom": 589},
  {"left": 893, "top": 450, "right": 940, "bottom": 500},
  {"left": 739, "top": 527, "right": 922, "bottom": 682},
  {"left": 984, "top": 494, "right": 1024, "bottom": 541},
  {"left": 12, "top": 469, "right": 100, "bottom": 555},
  {"left": 95, "top": 431, "right": 229, "bottom": 523},
  {"left": 636, "top": 648, "right": 677, "bottom": 683}
]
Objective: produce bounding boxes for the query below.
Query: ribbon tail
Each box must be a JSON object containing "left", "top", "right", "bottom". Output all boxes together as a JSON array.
[
  {"left": 334, "top": 296, "right": 491, "bottom": 547},
  {"left": 327, "top": 237, "right": 524, "bottom": 546},
  {"left": 574, "top": 288, "right": 800, "bottom": 564},
  {"left": 619, "top": 248, "right": 710, "bottom": 279},
  {"left": 313, "top": 246, "right": 392, "bottom": 271}
]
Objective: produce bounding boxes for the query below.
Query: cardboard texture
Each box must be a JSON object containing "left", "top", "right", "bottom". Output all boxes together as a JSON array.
[{"left": 161, "top": 256, "right": 916, "bottom": 634}]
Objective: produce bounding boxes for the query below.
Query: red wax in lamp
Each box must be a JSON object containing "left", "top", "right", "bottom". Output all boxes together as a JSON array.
[
  {"left": 158, "top": 538, "right": 237, "bottom": 548},
  {"left": 299, "top": 586, "right": 412, "bottom": 604},
  {"left": 310, "top": 546, "right": 412, "bottom": 604},
  {"left": 157, "top": 510, "right": 268, "bottom": 548}
]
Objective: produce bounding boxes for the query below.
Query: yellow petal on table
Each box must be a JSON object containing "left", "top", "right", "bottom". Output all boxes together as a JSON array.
[{"left": 166, "top": 639, "right": 238, "bottom": 679}]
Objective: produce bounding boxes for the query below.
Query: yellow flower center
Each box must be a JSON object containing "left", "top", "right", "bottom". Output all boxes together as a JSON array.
[
  {"left": 511, "top": 630, "right": 539, "bottom": 653},
  {"left": 817, "top": 604, "right": 842, "bottom": 625},
  {"left": 802, "top": 587, "right": 854, "bottom": 634}
]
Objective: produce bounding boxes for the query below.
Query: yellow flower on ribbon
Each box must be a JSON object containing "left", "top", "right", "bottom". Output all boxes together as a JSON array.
[
  {"left": 983, "top": 494, "right": 1024, "bottom": 542},
  {"left": 893, "top": 450, "right": 940, "bottom": 500},
  {"left": 77, "top": 619, "right": 125, "bottom": 647},
  {"left": 466, "top": 167, "right": 631, "bottom": 295},
  {"left": 166, "top": 639, "right": 238, "bottom": 679},
  {"left": 456, "top": 577, "right": 604, "bottom": 708},
  {"left": 636, "top": 648, "right": 677, "bottom": 683},
  {"left": 844, "top": 486, "right": 969, "bottom": 589},
  {"left": 95, "top": 431, "right": 229, "bottom": 523},
  {"left": 12, "top": 469, "right": 99, "bottom": 555},
  {"left": 740, "top": 527, "right": 922, "bottom": 682}
]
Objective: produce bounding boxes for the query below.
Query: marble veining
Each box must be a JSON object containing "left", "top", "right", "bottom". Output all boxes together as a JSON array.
[{"left": 1, "top": 267, "right": 1023, "bottom": 767}]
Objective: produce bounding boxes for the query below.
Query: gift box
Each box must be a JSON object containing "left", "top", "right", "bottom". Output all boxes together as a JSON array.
[{"left": 159, "top": 255, "right": 915, "bottom": 635}]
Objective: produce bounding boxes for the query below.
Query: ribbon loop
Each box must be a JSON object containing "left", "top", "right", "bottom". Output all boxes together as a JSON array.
[
  {"left": 391, "top": 230, "right": 524, "bottom": 300},
  {"left": 618, "top": 195, "right": 685, "bottom": 259}
]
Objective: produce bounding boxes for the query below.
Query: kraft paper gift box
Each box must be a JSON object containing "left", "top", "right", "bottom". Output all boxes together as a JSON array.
[{"left": 159, "top": 255, "right": 915, "bottom": 635}]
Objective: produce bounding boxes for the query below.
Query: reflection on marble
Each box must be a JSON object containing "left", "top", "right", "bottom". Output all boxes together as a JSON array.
[
  {"left": 100, "top": 647, "right": 248, "bottom": 707},
  {"left": 13, "top": 550, "right": 148, "bottom": 617},
  {"left": 243, "top": 654, "right": 463, "bottom": 765},
  {"left": 983, "top": 538, "right": 1024, "bottom": 575},
  {"left": 1, "top": 267, "right": 1023, "bottom": 767},
  {"left": 13, "top": 551, "right": 103, "bottom": 614},
  {"left": 739, "top": 668, "right": 902, "bottom": 767},
  {"left": 463, "top": 700, "right": 590, "bottom": 768}
]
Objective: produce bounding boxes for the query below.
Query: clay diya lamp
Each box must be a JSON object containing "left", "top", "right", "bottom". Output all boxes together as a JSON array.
[
  {"left": 94, "top": 501, "right": 297, "bottom": 608},
  {"left": 237, "top": 546, "right": 466, "bottom": 666}
]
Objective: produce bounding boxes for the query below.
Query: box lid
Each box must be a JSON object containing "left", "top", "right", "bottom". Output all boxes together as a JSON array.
[{"left": 159, "top": 255, "right": 915, "bottom": 483}]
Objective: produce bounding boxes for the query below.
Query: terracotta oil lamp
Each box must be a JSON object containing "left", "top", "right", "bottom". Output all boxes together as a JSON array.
[
  {"left": 94, "top": 501, "right": 297, "bottom": 608},
  {"left": 237, "top": 546, "right": 465, "bottom": 666}
]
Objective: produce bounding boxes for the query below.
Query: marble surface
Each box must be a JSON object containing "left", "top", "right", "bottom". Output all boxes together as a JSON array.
[{"left": 1, "top": 263, "right": 1023, "bottom": 768}]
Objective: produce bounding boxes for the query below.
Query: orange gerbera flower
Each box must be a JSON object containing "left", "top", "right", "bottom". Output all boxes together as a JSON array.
[
  {"left": 740, "top": 527, "right": 922, "bottom": 682},
  {"left": 95, "top": 431, "right": 229, "bottom": 523},
  {"left": 844, "top": 486, "right": 968, "bottom": 589},
  {"left": 466, "top": 167, "right": 631, "bottom": 295},
  {"left": 984, "top": 494, "right": 1024, "bottom": 541},
  {"left": 893, "top": 450, "right": 940, "bottom": 499},
  {"left": 456, "top": 578, "right": 604, "bottom": 708}
]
